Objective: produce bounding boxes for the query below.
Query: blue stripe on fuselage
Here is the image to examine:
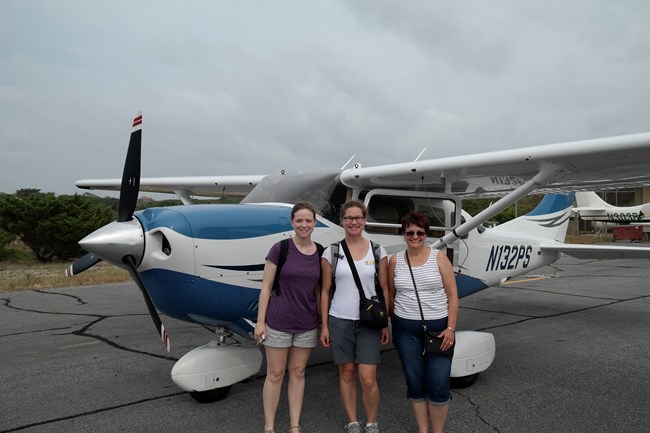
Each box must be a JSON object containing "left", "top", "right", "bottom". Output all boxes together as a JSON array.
[
  {"left": 141, "top": 268, "right": 260, "bottom": 330},
  {"left": 136, "top": 204, "right": 327, "bottom": 240},
  {"left": 143, "top": 268, "right": 487, "bottom": 329},
  {"left": 456, "top": 273, "right": 488, "bottom": 298}
]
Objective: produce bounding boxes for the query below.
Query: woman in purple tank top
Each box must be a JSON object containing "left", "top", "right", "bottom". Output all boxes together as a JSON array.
[{"left": 254, "top": 202, "right": 322, "bottom": 433}]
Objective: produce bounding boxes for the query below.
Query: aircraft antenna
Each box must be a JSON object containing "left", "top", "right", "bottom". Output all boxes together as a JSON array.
[
  {"left": 340, "top": 154, "right": 356, "bottom": 170},
  {"left": 414, "top": 147, "right": 427, "bottom": 161}
]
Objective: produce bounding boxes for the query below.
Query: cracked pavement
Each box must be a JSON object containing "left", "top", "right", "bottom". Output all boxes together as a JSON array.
[{"left": 1, "top": 256, "right": 649, "bottom": 433}]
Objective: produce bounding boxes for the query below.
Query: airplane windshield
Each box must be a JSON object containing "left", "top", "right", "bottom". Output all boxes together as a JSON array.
[{"left": 241, "top": 171, "right": 347, "bottom": 221}]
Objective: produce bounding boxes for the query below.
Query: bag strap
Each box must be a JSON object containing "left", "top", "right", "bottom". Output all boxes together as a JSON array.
[
  {"left": 331, "top": 242, "right": 340, "bottom": 281},
  {"left": 369, "top": 241, "right": 385, "bottom": 303},
  {"left": 340, "top": 239, "right": 368, "bottom": 301},
  {"left": 330, "top": 242, "right": 341, "bottom": 299},
  {"left": 405, "top": 250, "right": 428, "bottom": 332},
  {"left": 271, "top": 238, "right": 291, "bottom": 296}
]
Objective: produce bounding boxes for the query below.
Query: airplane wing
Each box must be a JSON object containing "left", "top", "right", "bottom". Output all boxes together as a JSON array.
[
  {"left": 76, "top": 175, "right": 266, "bottom": 204},
  {"left": 540, "top": 243, "right": 650, "bottom": 260},
  {"left": 340, "top": 132, "right": 650, "bottom": 196}
]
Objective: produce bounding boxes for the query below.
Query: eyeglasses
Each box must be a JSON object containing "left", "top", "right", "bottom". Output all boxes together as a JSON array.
[
  {"left": 404, "top": 230, "right": 427, "bottom": 237},
  {"left": 343, "top": 215, "right": 365, "bottom": 222}
]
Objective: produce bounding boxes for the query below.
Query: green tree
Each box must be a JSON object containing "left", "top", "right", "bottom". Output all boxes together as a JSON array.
[
  {"left": 462, "top": 195, "right": 543, "bottom": 225},
  {"left": 0, "top": 229, "right": 16, "bottom": 260},
  {"left": 0, "top": 192, "right": 115, "bottom": 262}
]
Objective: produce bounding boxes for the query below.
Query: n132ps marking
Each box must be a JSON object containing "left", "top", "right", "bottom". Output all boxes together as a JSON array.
[{"left": 486, "top": 245, "right": 533, "bottom": 271}]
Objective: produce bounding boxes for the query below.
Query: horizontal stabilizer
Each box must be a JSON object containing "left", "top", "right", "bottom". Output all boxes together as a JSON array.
[{"left": 540, "top": 243, "right": 650, "bottom": 260}]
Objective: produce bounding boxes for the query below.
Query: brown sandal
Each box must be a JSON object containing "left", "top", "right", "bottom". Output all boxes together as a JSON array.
[{"left": 288, "top": 427, "right": 301, "bottom": 433}]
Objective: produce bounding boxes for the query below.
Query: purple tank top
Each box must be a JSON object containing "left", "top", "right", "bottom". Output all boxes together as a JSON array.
[{"left": 265, "top": 240, "right": 320, "bottom": 333}]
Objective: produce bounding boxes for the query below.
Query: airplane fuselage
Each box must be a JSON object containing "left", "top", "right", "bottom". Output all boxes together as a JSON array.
[{"left": 128, "top": 202, "right": 564, "bottom": 337}]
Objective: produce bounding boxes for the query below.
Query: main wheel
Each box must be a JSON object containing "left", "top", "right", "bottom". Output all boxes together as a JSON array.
[
  {"left": 450, "top": 373, "right": 478, "bottom": 389},
  {"left": 189, "top": 385, "right": 232, "bottom": 403}
]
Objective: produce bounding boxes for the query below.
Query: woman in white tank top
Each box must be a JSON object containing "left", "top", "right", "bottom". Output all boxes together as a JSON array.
[{"left": 388, "top": 211, "right": 459, "bottom": 433}]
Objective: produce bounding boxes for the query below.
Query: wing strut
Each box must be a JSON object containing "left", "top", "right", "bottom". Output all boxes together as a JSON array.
[{"left": 432, "top": 162, "right": 570, "bottom": 249}]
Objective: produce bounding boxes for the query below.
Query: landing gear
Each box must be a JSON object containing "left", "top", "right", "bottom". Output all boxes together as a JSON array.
[
  {"left": 171, "top": 327, "right": 263, "bottom": 402},
  {"left": 450, "top": 373, "right": 479, "bottom": 389},
  {"left": 189, "top": 385, "right": 232, "bottom": 403},
  {"left": 449, "top": 331, "right": 495, "bottom": 389}
]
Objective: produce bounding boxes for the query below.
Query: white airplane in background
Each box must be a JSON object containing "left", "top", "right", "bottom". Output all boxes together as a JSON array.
[
  {"left": 573, "top": 191, "right": 650, "bottom": 223},
  {"left": 68, "top": 112, "right": 650, "bottom": 402}
]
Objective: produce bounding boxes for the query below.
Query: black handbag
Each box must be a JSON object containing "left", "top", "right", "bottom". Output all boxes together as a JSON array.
[
  {"left": 340, "top": 240, "right": 388, "bottom": 329},
  {"left": 423, "top": 330, "right": 450, "bottom": 356},
  {"left": 405, "top": 251, "right": 454, "bottom": 357}
]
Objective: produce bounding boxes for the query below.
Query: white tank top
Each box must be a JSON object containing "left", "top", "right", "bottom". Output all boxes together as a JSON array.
[
  {"left": 323, "top": 242, "right": 387, "bottom": 320},
  {"left": 393, "top": 249, "right": 449, "bottom": 320}
]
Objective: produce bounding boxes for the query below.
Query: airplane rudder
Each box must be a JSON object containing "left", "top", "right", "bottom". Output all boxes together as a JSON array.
[{"left": 526, "top": 192, "right": 575, "bottom": 216}]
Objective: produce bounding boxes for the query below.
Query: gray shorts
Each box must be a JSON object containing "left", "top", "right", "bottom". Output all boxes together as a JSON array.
[
  {"left": 328, "top": 316, "right": 381, "bottom": 365},
  {"left": 263, "top": 324, "right": 318, "bottom": 348}
]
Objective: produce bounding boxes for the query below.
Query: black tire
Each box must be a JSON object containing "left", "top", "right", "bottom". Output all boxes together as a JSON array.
[
  {"left": 450, "top": 373, "right": 479, "bottom": 389},
  {"left": 189, "top": 385, "right": 232, "bottom": 403}
]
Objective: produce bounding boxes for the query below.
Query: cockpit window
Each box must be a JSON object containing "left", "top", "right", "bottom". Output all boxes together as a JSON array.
[{"left": 241, "top": 171, "right": 345, "bottom": 221}]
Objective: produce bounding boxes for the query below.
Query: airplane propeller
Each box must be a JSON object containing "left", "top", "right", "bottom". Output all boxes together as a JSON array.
[
  {"left": 117, "top": 113, "right": 142, "bottom": 222},
  {"left": 123, "top": 255, "right": 170, "bottom": 352},
  {"left": 64, "top": 252, "right": 102, "bottom": 277},
  {"left": 66, "top": 112, "right": 171, "bottom": 351}
]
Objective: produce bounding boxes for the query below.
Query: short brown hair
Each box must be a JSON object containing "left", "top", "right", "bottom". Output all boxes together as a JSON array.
[
  {"left": 401, "top": 211, "right": 429, "bottom": 232},
  {"left": 291, "top": 202, "right": 316, "bottom": 220}
]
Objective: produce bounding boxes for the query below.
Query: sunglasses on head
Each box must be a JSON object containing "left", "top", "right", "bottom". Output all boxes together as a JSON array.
[{"left": 404, "top": 230, "right": 426, "bottom": 237}]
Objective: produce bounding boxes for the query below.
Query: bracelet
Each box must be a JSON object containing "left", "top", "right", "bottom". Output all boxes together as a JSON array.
[{"left": 447, "top": 326, "right": 455, "bottom": 332}]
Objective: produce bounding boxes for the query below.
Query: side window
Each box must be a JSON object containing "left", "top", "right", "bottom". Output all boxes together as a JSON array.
[
  {"left": 364, "top": 190, "right": 461, "bottom": 236},
  {"left": 366, "top": 196, "right": 413, "bottom": 234}
]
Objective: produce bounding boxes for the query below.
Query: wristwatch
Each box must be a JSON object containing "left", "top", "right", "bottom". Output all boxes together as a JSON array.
[{"left": 447, "top": 326, "right": 455, "bottom": 332}]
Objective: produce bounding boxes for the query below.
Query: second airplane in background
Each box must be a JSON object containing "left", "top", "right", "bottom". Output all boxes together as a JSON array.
[{"left": 573, "top": 191, "right": 650, "bottom": 224}]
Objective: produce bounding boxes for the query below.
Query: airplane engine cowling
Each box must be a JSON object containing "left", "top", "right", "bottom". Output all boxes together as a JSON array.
[
  {"left": 450, "top": 331, "right": 495, "bottom": 377},
  {"left": 171, "top": 340, "right": 263, "bottom": 392}
]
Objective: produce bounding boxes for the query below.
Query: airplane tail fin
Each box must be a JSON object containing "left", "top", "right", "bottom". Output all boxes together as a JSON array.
[
  {"left": 493, "top": 193, "right": 575, "bottom": 242},
  {"left": 574, "top": 191, "right": 608, "bottom": 209}
]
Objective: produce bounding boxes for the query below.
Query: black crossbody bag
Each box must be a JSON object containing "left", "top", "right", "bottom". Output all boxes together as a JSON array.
[
  {"left": 405, "top": 251, "right": 454, "bottom": 356},
  {"left": 340, "top": 240, "right": 388, "bottom": 329}
]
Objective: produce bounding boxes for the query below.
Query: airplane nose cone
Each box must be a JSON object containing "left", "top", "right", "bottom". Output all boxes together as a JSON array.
[{"left": 79, "top": 218, "right": 144, "bottom": 268}]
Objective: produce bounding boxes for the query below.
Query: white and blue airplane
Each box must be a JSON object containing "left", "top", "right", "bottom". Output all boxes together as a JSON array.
[
  {"left": 69, "top": 112, "right": 650, "bottom": 402},
  {"left": 573, "top": 191, "right": 650, "bottom": 224}
]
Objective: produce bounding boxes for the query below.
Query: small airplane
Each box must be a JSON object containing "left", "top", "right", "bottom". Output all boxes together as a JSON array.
[
  {"left": 69, "top": 112, "right": 650, "bottom": 402},
  {"left": 573, "top": 191, "right": 650, "bottom": 223}
]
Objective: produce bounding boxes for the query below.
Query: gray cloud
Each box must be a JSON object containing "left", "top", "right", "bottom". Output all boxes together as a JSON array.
[{"left": 2, "top": 0, "right": 650, "bottom": 196}]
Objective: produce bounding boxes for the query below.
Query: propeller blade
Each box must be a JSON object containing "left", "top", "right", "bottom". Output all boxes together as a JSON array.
[
  {"left": 122, "top": 254, "right": 171, "bottom": 352},
  {"left": 117, "top": 112, "right": 143, "bottom": 222},
  {"left": 65, "top": 253, "right": 102, "bottom": 277}
]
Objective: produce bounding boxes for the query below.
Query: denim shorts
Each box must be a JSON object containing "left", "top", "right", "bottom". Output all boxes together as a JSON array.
[
  {"left": 263, "top": 324, "right": 318, "bottom": 348},
  {"left": 391, "top": 315, "right": 452, "bottom": 404},
  {"left": 328, "top": 316, "right": 381, "bottom": 365}
]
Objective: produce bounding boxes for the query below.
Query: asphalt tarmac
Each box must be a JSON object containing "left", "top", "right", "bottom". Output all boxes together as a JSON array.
[{"left": 2, "top": 255, "right": 649, "bottom": 433}]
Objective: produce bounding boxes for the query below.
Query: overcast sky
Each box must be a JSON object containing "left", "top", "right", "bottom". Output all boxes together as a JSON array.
[{"left": 2, "top": 0, "right": 650, "bottom": 197}]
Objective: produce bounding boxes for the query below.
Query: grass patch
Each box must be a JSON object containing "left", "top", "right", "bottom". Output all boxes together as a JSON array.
[
  {"left": 0, "top": 239, "right": 131, "bottom": 292},
  {"left": 0, "top": 260, "right": 130, "bottom": 292}
]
